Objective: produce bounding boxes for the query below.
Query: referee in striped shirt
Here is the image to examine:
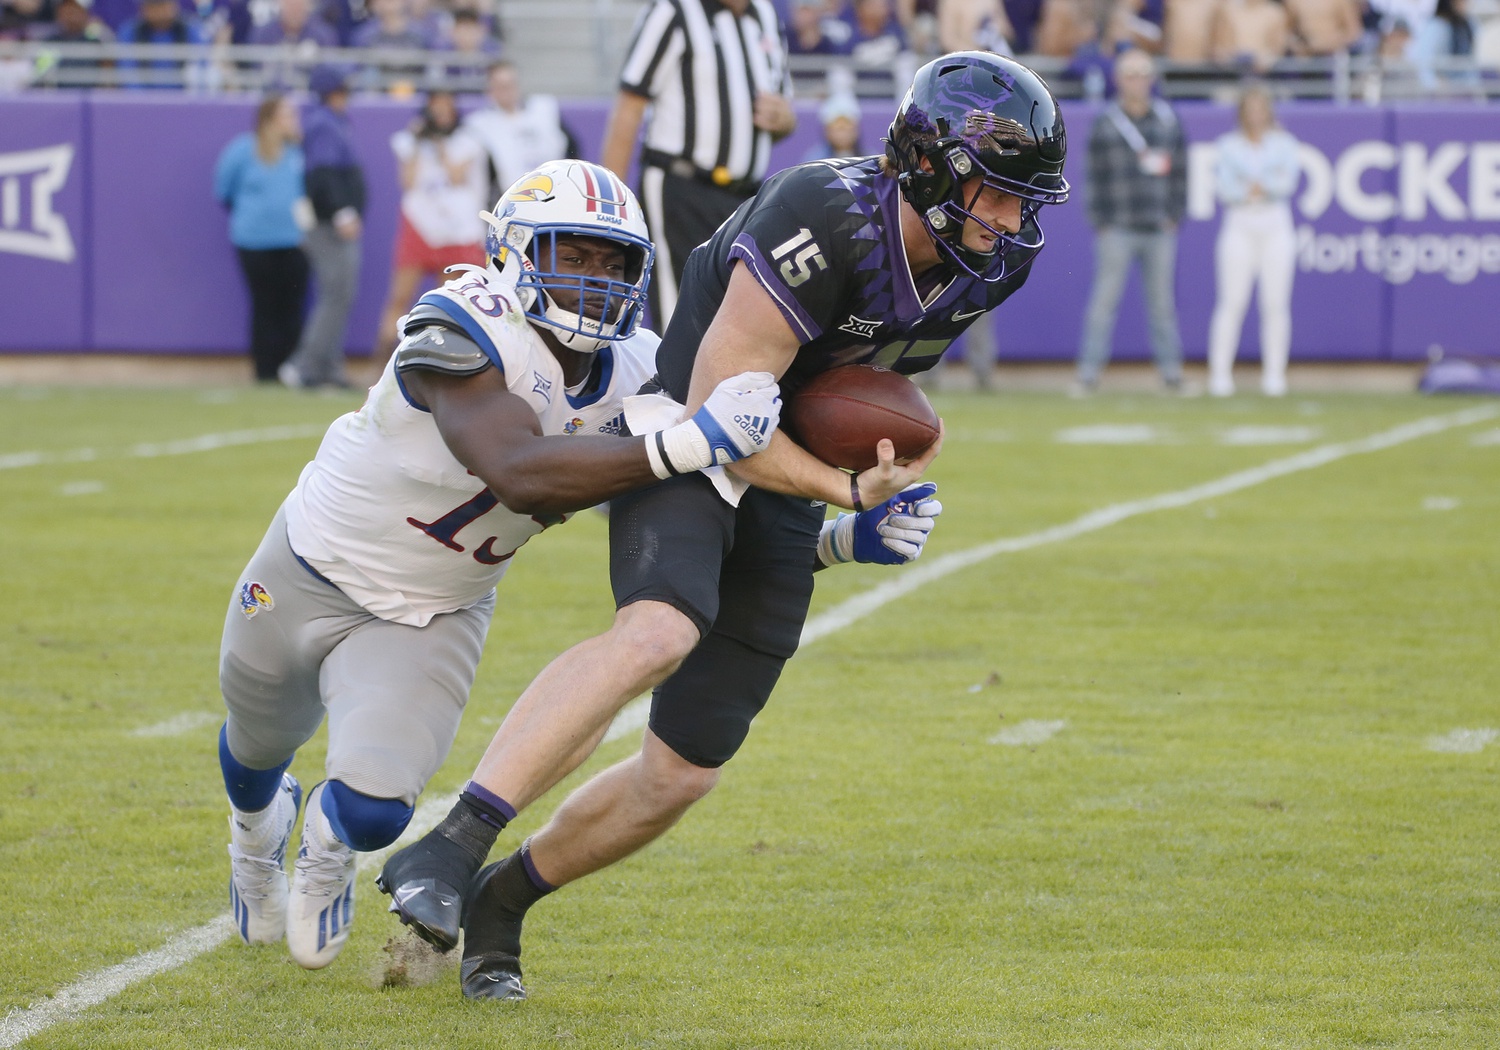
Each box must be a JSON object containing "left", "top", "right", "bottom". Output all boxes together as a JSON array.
[{"left": 601, "top": 0, "right": 796, "bottom": 327}]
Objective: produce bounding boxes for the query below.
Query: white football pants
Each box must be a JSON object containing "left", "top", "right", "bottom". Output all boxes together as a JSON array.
[{"left": 1208, "top": 202, "right": 1296, "bottom": 397}]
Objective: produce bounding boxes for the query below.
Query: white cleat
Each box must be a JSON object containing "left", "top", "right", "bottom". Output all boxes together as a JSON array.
[
  {"left": 287, "top": 782, "right": 357, "bottom": 969},
  {"left": 228, "top": 773, "right": 303, "bottom": 946}
]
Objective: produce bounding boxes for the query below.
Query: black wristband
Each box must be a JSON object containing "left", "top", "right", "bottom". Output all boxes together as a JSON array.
[{"left": 850, "top": 472, "right": 864, "bottom": 513}]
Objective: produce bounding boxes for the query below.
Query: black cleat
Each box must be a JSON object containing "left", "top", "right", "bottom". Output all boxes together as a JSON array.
[
  {"left": 460, "top": 859, "right": 532, "bottom": 1001},
  {"left": 376, "top": 833, "right": 485, "bottom": 953},
  {"left": 461, "top": 952, "right": 527, "bottom": 1001}
]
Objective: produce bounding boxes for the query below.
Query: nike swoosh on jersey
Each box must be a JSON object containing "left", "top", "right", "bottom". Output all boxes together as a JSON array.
[{"left": 952, "top": 308, "right": 986, "bottom": 322}]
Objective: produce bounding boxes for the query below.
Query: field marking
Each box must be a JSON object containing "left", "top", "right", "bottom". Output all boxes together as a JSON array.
[
  {"left": 1054, "top": 423, "right": 1165, "bottom": 445},
  {"left": 3, "top": 402, "right": 1495, "bottom": 1046},
  {"left": 0, "top": 919, "right": 234, "bottom": 1049},
  {"left": 1216, "top": 425, "right": 1321, "bottom": 446},
  {"left": 0, "top": 424, "right": 327, "bottom": 472},
  {"left": 1426, "top": 728, "right": 1499, "bottom": 753},
  {"left": 990, "top": 719, "right": 1068, "bottom": 747},
  {"left": 805, "top": 403, "right": 1498, "bottom": 642},
  {"left": 1470, "top": 427, "right": 1500, "bottom": 447},
  {"left": 1421, "top": 496, "right": 1461, "bottom": 511},
  {"left": 129, "top": 712, "right": 221, "bottom": 738}
]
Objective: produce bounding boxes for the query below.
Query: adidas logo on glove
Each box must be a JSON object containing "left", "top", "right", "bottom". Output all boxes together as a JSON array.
[{"left": 735, "top": 414, "right": 771, "bottom": 444}]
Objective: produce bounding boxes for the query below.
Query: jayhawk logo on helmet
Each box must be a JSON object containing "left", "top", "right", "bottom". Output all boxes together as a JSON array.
[{"left": 504, "top": 173, "right": 555, "bottom": 204}]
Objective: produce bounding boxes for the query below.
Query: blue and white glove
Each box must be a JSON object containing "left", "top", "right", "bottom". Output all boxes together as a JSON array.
[
  {"left": 817, "top": 483, "right": 942, "bottom": 567},
  {"left": 645, "top": 371, "right": 781, "bottom": 479}
]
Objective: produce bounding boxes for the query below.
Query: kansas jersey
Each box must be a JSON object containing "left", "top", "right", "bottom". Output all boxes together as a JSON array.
[
  {"left": 283, "top": 266, "right": 658, "bottom": 627},
  {"left": 657, "top": 155, "right": 1041, "bottom": 401}
]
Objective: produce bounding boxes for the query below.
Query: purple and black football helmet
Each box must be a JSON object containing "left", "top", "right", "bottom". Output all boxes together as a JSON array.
[{"left": 886, "top": 51, "right": 1070, "bottom": 281}]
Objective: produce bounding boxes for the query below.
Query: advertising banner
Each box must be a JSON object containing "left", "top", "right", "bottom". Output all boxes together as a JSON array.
[
  {"left": 0, "top": 93, "right": 1495, "bottom": 362},
  {"left": 0, "top": 95, "right": 87, "bottom": 350}
]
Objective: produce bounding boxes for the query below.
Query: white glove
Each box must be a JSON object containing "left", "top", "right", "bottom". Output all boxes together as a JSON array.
[
  {"left": 817, "top": 483, "right": 942, "bottom": 567},
  {"left": 644, "top": 371, "right": 781, "bottom": 480}
]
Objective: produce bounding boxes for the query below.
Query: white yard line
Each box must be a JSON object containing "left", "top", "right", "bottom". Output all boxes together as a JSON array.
[
  {"left": 129, "top": 712, "right": 222, "bottom": 739},
  {"left": 0, "top": 920, "right": 235, "bottom": 1048},
  {"left": 0, "top": 425, "right": 327, "bottom": 472},
  {"left": 802, "top": 403, "right": 1498, "bottom": 642},
  {"left": 3, "top": 402, "right": 1495, "bottom": 1046},
  {"left": 1426, "top": 728, "right": 1499, "bottom": 753},
  {"left": 990, "top": 719, "right": 1069, "bottom": 747}
]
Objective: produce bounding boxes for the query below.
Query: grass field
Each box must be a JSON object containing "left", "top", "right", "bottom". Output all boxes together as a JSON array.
[{"left": 1, "top": 381, "right": 1497, "bottom": 1049}]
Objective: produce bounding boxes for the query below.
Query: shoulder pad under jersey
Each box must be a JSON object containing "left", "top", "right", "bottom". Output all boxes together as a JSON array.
[{"left": 394, "top": 303, "right": 493, "bottom": 377}]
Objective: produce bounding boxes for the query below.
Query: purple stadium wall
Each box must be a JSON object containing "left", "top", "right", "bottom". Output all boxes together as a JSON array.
[{"left": 1, "top": 95, "right": 1497, "bottom": 361}]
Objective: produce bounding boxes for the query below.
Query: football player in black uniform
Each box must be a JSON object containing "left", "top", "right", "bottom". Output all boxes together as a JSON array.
[{"left": 378, "top": 51, "right": 1069, "bottom": 1001}]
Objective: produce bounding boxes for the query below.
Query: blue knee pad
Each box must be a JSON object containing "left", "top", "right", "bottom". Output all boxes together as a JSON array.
[
  {"left": 321, "top": 780, "right": 413, "bottom": 852},
  {"left": 219, "top": 724, "right": 292, "bottom": 812}
]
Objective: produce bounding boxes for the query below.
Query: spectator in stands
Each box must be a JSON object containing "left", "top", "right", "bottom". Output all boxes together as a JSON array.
[
  {"left": 1283, "top": 0, "right": 1362, "bottom": 53},
  {"left": 351, "top": 0, "right": 429, "bottom": 91},
  {"left": 801, "top": 91, "right": 862, "bottom": 161},
  {"left": 250, "top": 0, "right": 338, "bottom": 45},
  {"left": 280, "top": 65, "right": 364, "bottom": 390},
  {"left": 1413, "top": 0, "right": 1478, "bottom": 91},
  {"left": 848, "top": 0, "right": 910, "bottom": 62},
  {"left": 1033, "top": 0, "right": 1108, "bottom": 56},
  {"left": 116, "top": 0, "right": 208, "bottom": 87},
  {"left": 1370, "top": 0, "right": 1434, "bottom": 38},
  {"left": 1207, "top": 83, "right": 1299, "bottom": 398},
  {"left": 373, "top": 90, "right": 488, "bottom": 367},
  {"left": 1074, "top": 48, "right": 1190, "bottom": 396},
  {"left": 787, "top": 0, "right": 853, "bottom": 53},
  {"left": 1213, "top": 0, "right": 1291, "bottom": 71},
  {"left": 0, "top": 0, "right": 55, "bottom": 39},
  {"left": 463, "top": 60, "right": 577, "bottom": 205},
  {"left": 901, "top": 0, "right": 943, "bottom": 55},
  {"left": 434, "top": 8, "right": 501, "bottom": 84},
  {"left": 1164, "top": 0, "right": 1223, "bottom": 59},
  {"left": 1001, "top": 0, "right": 1043, "bottom": 50},
  {"left": 1112, "top": 0, "right": 1164, "bottom": 50},
  {"left": 214, "top": 94, "right": 311, "bottom": 383},
  {"left": 348, "top": 0, "right": 411, "bottom": 46},
  {"left": 316, "top": 0, "right": 366, "bottom": 44},
  {"left": 92, "top": 0, "right": 137, "bottom": 32},
  {"left": 34, "top": 0, "right": 113, "bottom": 43},
  {"left": 189, "top": 0, "right": 250, "bottom": 44},
  {"left": 407, "top": 0, "right": 449, "bottom": 48},
  {"left": 937, "top": 0, "right": 1015, "bottom": 53}
]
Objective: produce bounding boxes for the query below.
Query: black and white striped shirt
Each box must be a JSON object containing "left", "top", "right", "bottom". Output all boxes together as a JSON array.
[{"left": 618, "top": 0, "right": 791, "bottom": 186}]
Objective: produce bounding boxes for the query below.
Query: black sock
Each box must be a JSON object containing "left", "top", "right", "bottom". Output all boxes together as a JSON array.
[
  {"left": 434, "top": 794, "right": 507, "bottom": 871},
  {"left": 465, "top": 847, "right": 553, "bottom": 958}
]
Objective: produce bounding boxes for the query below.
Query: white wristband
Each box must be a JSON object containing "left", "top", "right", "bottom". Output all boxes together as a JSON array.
[
  {"left": 816, "top": 514, "right": 855, "bottom": 567},
  {"left": 645, "top": 422, "right": 712, "bottom": 480}
]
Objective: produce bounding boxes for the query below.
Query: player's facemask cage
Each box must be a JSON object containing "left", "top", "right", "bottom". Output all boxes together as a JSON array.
[{"left": 911, "top": 144, "right": 1067, "bottom": 282}]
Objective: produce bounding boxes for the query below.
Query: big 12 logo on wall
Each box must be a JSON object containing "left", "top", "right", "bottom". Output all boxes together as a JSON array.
[
  {"left": 1189, "top": 136, "right": 1500, "bottom": 287},
  {"left": 0, "top": 144, "right": 76, "bottom": 263}
]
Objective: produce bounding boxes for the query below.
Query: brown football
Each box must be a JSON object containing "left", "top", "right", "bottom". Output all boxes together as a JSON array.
[{"left": 785, "top": 364, "right": 940, "bottom": 471}]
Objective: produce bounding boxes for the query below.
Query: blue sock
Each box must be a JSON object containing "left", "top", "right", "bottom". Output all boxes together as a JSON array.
[
  {"left": 321, "top": 779, "right": 414, "bottom": 852},
  {"left": 218, "top": 724, "right": 291, "bottom": 812}
]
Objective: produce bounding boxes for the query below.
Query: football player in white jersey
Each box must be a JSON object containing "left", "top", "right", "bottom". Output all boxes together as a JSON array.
[{"left": 217, "top": 159, "right": 785, "bottom": 969}]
